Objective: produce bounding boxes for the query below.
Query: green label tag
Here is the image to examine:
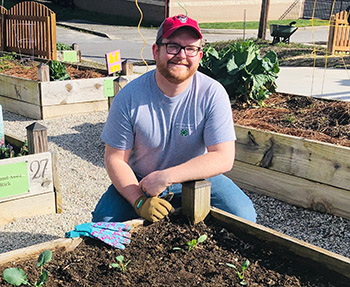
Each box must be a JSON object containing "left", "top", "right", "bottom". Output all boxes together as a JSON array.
[
  {"left": 63, "top": 51, "right": 78, "bottom": 62},
  {"left": 104, "top": 78, "right": 115, "bottom": 98},
  {"left": 0, "top": 161, "right": 29, "bottom": 198}
]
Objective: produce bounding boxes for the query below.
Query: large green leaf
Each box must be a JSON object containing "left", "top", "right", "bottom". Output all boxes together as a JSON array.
[
  {"left": 3, "top": 268, "right": 29, "bottom": 286},
  {"left": 37, "top": 250, "right": 52, "bottom": 267}
]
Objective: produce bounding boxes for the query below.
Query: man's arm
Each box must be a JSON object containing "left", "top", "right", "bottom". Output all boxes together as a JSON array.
[
  {"left": 139, "top": 140, "right": 235, "bottom": 197},
  {"left": 104, "top": 144, "right": 143, "bottom": 206}
]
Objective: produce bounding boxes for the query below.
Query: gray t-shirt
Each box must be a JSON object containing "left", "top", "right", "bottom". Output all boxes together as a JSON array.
[{"left": 101, "top": 70, "right": 235, "bottom": 179}]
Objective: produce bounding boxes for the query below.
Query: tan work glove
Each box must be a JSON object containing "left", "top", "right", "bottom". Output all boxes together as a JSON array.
[{"left": 134, "top": 196, "right": 174, "bottom": 222}]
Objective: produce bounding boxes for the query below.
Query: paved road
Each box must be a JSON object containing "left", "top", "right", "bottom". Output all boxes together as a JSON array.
[{"left": 56, "top": 21, "right": 329, "bottom": 64}]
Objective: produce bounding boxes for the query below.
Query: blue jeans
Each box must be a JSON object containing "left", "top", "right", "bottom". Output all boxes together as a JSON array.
[{"left": 92, "top": 174, "right": 257, "bottom": 223}]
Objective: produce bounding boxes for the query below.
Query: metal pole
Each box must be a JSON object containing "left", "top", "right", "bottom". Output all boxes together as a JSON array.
[{"left": 243, "top": 9, "right": 246, "bottom": 40}]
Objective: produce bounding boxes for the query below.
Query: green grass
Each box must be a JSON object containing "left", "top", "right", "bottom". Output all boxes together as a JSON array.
[{"left": 199, "top": 19, "right": 330, "bottom": 30}]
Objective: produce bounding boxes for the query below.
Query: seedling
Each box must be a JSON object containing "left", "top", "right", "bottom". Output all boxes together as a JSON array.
[
  {"left": 2, "top": 249, "right": 52, "bottom": 286},
  {"left": 187, "top": 234, "right": 207, "bottom": 251},
  {"left": 110, "top": 255, "right": 130, "bottom": 272},
  {"left": 226, "top": 259, "right": 250, "bottom": 286}
]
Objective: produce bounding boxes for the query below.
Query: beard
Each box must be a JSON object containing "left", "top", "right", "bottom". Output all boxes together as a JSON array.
[{"left": 156, "top": 59, "right": 198, "bottom": 84}]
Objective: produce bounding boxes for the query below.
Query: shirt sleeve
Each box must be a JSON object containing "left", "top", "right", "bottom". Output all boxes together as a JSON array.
[
  {"left": 203, "top": 82, "right": 236, "bottom": 147},
  {"left": 101, "top": 90, "right": 134, "bottom": 150}
]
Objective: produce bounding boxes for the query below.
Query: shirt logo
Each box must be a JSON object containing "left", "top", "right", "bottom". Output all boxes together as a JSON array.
[{"left": 180, "top": 128, "right": 189, "bottom": 136}]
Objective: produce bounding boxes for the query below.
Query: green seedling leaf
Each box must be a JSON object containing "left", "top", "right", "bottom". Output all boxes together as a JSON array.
[
  {"left": 226, "top": 263, "right": 238, "bottom": 270},
  {"left": 197, "top": 234, "right": 207, "bottom": 243},
  {"left": 3, "top": 267, "right": 29, "bottom": 286},
  {"left": 37, "top": 250, "right": 52, "bottom": 267},
  {"left": 35, "top": 270, "right": 49, "bottom": 287},
  {"left": 111, "top": 255, "right": 130, "bottom": 272},
  {"left": 116, "top": 255, "right": 124, "bottom": 263},
  {"left": 241, "top": 259, "right": 250, "bottom": 272}
]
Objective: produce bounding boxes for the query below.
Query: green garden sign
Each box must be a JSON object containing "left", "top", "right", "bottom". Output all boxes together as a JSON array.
[{"left": 0, "top": 161, "right": 29, "bottom": 198}]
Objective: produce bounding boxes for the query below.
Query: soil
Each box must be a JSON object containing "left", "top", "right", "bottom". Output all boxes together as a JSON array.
[
  {"left": 232, "top": 93, "right": 350, "bottom": 147},
  {"left": 0, "top": 59, "right": 106, "bottom": 80},
  {"left": 0, "top": 214, "right": 348, "bottom": 287}
]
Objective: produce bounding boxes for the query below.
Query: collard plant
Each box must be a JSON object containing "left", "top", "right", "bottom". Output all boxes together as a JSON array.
[
  {"left": 199, "top": 40, "right": 279, "bottom": 106},
  {"left": 226, "top": 259, "right": 250, "bottom": 286},
  {"left": 110, "top": 255, "right": 130, "bottom": 272},
  {"left": 2, "top": 250, "right": 52, "bottom": 286},
  {"left": 48, "top": 60, "right": 71, "bottom": 81},
  {"left": 173, "top": 234, "right": 208, "bottom": 252}
]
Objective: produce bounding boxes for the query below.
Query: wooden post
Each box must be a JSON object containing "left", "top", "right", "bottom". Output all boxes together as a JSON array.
[
  {"left": 182, "top": 180, "right": 211, "bottom": 224},
  {"left": 37, "top": 63, "right": 50, "bottom": 82},
  {"left": 26, "top": 122, "right": 48, "bottom": 154},
  {"left": 122, "top": 60, "right": 133, "bottom": 76},
  {"left": 258, "top": 0, "right": 270, "bottom": 39},
  {"left": 109, "top": 76, "right": 130, "bottom": 109},
  {"left": 0, "top": 104, "right": 4, "bottom": 147}
]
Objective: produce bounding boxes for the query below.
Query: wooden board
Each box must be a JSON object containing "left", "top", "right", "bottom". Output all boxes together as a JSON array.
[
  {"left": 41, "top": 100, "right": 108, "bottom": 119},
  {"left": 0, "top": 95, "right": 42, "bottom": 119},
  {"left": 226, "top": 160, "right": 350, "bottom": 219},
  {"left": 235, "top": 124, "right": 350, "bottom": 191},
  {"left": 0, "top": 74, "right": 40, "bottom": 105},
  {"left": 210, "top": 207, "right": 350, "bottom": 279},
  {"left": 0, "top": 238, "right": 82, "bottom": 265},
  {"left": 0, "top": 191, "right": 56, "bottom": 225},
  {"left": 40, "top": 77, "right": 115, "bottom": 106}
]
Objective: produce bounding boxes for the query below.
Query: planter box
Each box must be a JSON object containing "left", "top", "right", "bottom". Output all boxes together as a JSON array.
[
  {"left": 0, "top": 72, "right": 116, "bottom": 119},
  {"left": 225, "top": 124, "right": 350, "bottom": 219},
  {"left": 0, "top": 134, "right": 61, "bottom": 225},
  {"left": 0, "top": 182, "right": 349, "bottom": 282}
]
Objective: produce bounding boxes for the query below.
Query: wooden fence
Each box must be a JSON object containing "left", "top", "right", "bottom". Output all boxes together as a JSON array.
[
  {"left": 328, "top": 9, "right": 350, "bottom": 54},
  {"left": 0, "top": 1, "right": 56, "bottom": 60}
]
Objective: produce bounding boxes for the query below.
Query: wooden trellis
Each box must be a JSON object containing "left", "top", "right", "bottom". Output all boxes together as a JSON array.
[
  {"left": 0, "top": 1, "right": 57, "bottom": 60},
  {"left": 328, "top": 9, "right": 350, "bottom": 54}
]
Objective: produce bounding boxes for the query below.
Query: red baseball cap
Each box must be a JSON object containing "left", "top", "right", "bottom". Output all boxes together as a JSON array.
[{"left": 156, "top": 14, "right": 203, "bottom": 42}]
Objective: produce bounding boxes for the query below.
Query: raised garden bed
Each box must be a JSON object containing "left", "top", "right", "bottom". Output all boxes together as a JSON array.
[
  {"left": 0, "top": 56, "right": 117, "bottom": 119},
  {"left": 225, "top": 94, "right": 350, "bottom": 220},
  {"left": 0, "top": 125, "right": 61, "bottom": 225},
  {"left": 0, "top": 182, "right": 349, "bottom": 286}
]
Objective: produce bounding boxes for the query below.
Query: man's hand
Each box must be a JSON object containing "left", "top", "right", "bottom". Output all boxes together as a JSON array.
[
  {"left": 139, "top": 170, "right": 171, "bottom": 197},
  {"left": 134, "top": 196, "right": 174, "bottom": 222}
]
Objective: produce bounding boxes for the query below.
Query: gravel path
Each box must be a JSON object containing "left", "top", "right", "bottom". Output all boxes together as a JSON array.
[{"left": 1, "top": 110, "right": 349, "bottom": 260}]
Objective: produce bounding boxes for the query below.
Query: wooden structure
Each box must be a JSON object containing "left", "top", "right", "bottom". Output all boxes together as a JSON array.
[
  {"left": 0, "top": 180, "right": 349, "bottom": 282},
  {"left": 0, "top": 124, "right": 61, "bottom": 225},
  {"left": 0, "top": 2, "right": 57, "bottom": 60},
  {"left": 226, "top": 124, "right": 350, "bottom": 219},
  {"left": 0, "top": 63, "right": 116, "bottom": 119},
  {"left": 328, "top": 9, "right": 350, "bottom": 54}
]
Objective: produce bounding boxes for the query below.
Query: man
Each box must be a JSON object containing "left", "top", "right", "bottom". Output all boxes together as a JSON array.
[{"left": 92, "top": 14, "right": 256, "bottom": 223}]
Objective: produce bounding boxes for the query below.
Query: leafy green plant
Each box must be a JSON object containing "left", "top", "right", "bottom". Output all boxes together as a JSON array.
[
  {"left": 48, "top": 60, "right": 71, "bottom": 81},
  {"left": 110, "top": 255, "right": 130, "bottom": 272},
  {"left": 56, "top": 42, "right": 73, "bottom": 51},
  {"left": 199, "top": 40, "right": 279, "bottom": 106},
  {"left": 186, "top": 234, "right": 207, "bottom": 251},
  {"left": 2, "top": 250, "right": 52, "bottom": 286},
  {"left": 173, "top": 234, "right": 208, "bottom": 252},
  {"left": 226, "top": 259, "right": 250, "bottom": 286}
]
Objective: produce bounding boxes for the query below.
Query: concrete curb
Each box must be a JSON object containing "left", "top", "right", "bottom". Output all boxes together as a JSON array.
[{"left": 57, "top": 23, "right": 111, "bottom": 39}]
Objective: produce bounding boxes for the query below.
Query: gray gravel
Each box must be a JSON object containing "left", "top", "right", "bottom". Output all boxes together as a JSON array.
[{"left": 1, "top": 110, "right": 349, "bottom": 260}]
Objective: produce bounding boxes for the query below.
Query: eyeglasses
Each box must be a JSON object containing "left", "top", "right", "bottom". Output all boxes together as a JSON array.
[{"left": 158, "top": 42, "right": 201, "bottom": 57}]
